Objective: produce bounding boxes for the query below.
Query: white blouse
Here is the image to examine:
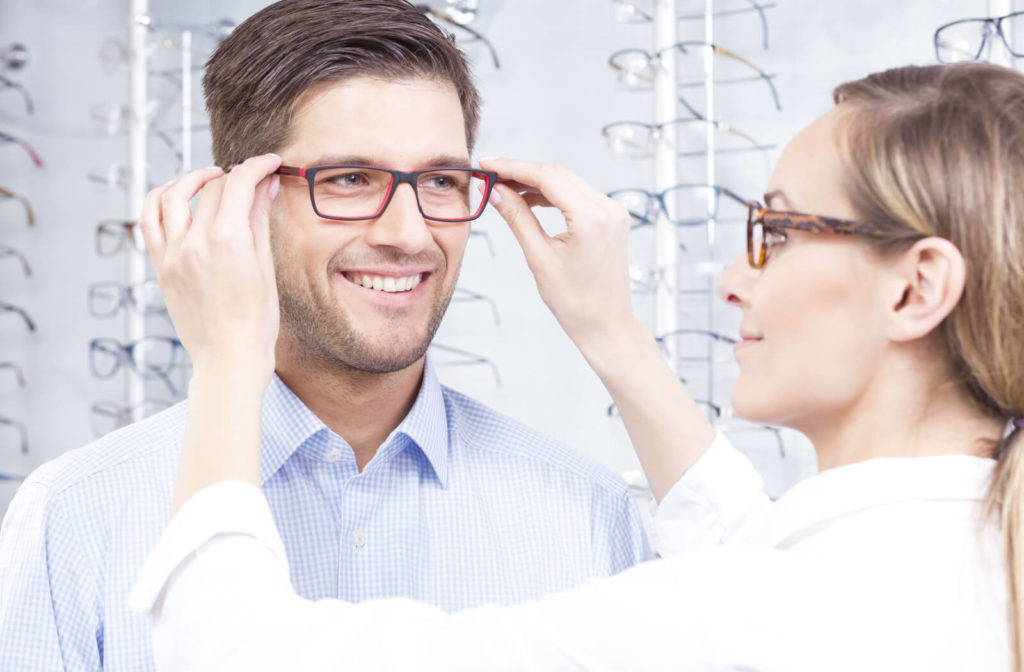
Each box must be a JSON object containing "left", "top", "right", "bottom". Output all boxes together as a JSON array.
[{"left": 130, "top": 434, "right": 1009, "bottom": 671}]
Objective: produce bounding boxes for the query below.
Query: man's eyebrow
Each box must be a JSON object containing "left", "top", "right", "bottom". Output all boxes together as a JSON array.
[
  {"left": 763, "top": 189, "right": 791, "bottom": 209},
  {"left": 298, "top": 155, "right": 473, "bottom": 170}
]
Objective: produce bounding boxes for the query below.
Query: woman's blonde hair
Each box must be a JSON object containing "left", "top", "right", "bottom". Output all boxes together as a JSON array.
[{"left": 833, "top": 63, "right": 1024, "bottom": 671}]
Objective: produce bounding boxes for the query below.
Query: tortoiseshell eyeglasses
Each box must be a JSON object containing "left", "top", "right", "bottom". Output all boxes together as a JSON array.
[{"left": 746, "top": 202, "right": 888, "bottom": 268}]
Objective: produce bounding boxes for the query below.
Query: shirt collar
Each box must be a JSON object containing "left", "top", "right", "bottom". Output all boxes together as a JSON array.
[
  {"left": 258, "top": 357, "right": 450, "bottom": 487},
  {"left": 764, "top": 454, "right": 997, "bottom": 548}
]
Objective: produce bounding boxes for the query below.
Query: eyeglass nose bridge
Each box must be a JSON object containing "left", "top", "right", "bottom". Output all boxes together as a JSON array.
[{"left": 372, "top": 170, "right": 424, "bottom": 220}]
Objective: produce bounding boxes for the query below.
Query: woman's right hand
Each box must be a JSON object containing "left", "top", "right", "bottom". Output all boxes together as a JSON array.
[{"left": 478, "top": 158, "right": 642, "bottom": 354}]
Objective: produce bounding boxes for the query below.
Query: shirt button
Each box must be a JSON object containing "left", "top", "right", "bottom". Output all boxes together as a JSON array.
[
  {"left": 352, "top": 530, "right": 366, "bottom": 548},
  {"left": 325, "top": 448, "right": 344, "bottom": 462}
]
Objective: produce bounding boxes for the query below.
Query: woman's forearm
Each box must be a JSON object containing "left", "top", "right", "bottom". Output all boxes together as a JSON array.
[{"left": 574, "top": 318, "right": 717, "bottom": 502}]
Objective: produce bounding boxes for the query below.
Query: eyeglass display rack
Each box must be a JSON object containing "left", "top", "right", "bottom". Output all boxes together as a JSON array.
[{"left": 607, "top": 0, "right": 784, "bottom": 472}]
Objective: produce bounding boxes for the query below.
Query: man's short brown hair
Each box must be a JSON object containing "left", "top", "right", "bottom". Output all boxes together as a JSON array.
[{"left": 203, "top": 0, "right": 480, "bottom": 167}]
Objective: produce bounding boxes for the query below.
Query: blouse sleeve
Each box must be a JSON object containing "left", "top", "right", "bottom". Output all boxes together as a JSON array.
[
  {"left": 650, "top": 431, "right": 773, "bottom": 557},
  {"left": 129, "top": 481, "right": 902, "bottom": 672}
]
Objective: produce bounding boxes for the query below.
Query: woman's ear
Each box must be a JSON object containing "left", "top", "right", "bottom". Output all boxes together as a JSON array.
[{"left": 885, "top": 237, "right": 966, "bottom": 343}]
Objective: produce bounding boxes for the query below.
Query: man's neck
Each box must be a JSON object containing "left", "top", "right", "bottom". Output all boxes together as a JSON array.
[{"left": 274, "top": 348, "right": 426, "bottom": 471}]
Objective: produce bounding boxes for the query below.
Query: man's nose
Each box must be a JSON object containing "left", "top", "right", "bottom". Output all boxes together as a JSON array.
[{"left": 363, "top": 183, "right": 432, "bottom": 253}]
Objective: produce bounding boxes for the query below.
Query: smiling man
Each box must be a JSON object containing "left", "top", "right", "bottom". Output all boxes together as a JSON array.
[{"left": 0, "top": 1, "right": 646, "bottom": 670}]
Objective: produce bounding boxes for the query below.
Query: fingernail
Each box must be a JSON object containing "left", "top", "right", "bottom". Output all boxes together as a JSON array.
[
  {"left": 488, "top": 187, "right": 503, "bottom": 207},
  {"left": 269, "top": 174, "right": 280, "bottom": 200}
]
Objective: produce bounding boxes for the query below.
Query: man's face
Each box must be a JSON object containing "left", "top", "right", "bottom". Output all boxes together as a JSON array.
[{"left": 270, "top": 77, "right": 471, "bottom": 374}]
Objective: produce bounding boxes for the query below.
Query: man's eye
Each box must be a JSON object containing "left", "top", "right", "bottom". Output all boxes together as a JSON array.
[{"left": 327, "top": 172, "right": 369, "bottom": 187}]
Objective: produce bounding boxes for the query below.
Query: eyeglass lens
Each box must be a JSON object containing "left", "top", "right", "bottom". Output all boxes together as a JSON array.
[
  {"left": 747, "top": 205, "right": 765, "bottom": 267},
  {"left": 309, "top": 167, "right": 487, "bottom": 222},
  {"left": 89, "top": 337, "right": 180, "bottom": 379},
  {"left": 611, "top": 185, "right": 737, "bottom": 226}
]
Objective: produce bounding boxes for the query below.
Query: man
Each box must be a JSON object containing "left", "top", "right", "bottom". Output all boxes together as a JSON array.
[{"left": 0, "top": 1, "right": 647, "bottom": 669}]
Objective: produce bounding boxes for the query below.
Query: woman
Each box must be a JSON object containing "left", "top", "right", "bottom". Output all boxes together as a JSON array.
[{"left": 130, "top": 63, "right": 1021, "bottom": 670}]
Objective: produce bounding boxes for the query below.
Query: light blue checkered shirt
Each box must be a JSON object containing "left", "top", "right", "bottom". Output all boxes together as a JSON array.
[{"left": 0, "top": 358, "right": 647, "bottom": 671}]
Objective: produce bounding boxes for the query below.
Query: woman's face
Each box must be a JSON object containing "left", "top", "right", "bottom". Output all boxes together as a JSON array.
[{"left": 717, "top": 108, "right": 893, "bottom": 432}]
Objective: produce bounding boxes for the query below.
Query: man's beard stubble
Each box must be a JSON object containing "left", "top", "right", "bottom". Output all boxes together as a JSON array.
[{"left": 275, "top": 250, "right": 457, "bottom": 376}]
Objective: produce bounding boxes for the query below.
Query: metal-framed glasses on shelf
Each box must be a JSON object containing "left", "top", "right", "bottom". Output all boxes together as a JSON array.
[
  {"left": 0, "top": 243, "right": 32, "bottom": 278},
  {"left": 428, "top": 343, "right": 502, "bottom": 385},
  {"left": 602, "top": 118, "right": 773, "bottom": 159},
  {"left": 610, "top": 0, "right": 774, "bottom": 50},
  {"left": 89, "top": 336, "right": 187, "bottom": 396},
  {"left": 935, "top": 11, "right": 1024, "bottom": 63},
  {"left": 451, "top": 287, "right": 501, "bottom": 326},
  {"left": 0, "top": 301, "right": 36, "bottom": 332},
  {"left": 0, "top": 72, "right": 32, "bottom": 114},
  {"left": 0, "top": 130, "right": 43, "bottom": 168},
  {"left": 96, "top": 219, "right": 146, "bottom": 256},
  {"left": 416, "top": 4, "right": 500, "bottom": 70},
  {"left": 0, "top": 185, "right": 35, "bottom": 227},
  {"left": 274, "top": 164, "right": 497, "bottom": 223},
  {"left": 91, "top": 399, "right": 174, "bottom": 436},
  {"left": 0, "top": 414, "right": 28, "bottom": 455},
  {"left": 746, "top": 201, "right": 891, "bottom": 268},
  {"left": 609, "top": 184, "right": 749, "bottom": 228},
  {"left": 88, "top": 280, "right": 166, "bottom": 318}
]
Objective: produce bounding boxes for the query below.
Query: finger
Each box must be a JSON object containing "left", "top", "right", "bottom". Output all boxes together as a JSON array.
[
  {"left": 192, "top": 173, "right": 227, "bottom": 232},
  {"left": 488, "top": 182, "right": 553, "bottom": 270},
  {"left": 139, "top": 181, "right": 174, "bottom": 265},
  {"left": 160, "top": 166, "right": 224, "bottom": 248},
  {"left": 214, "top": 153, "right": 283, "bottom": 238},
  {"left": 250, "top": 174, "right": 279, "bottom": 272},
  {"left": 522, "top": 193, "right": 554, "bottom": 210}
]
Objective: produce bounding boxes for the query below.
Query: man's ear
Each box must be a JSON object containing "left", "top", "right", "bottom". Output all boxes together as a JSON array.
[{"left": 885, "top": 236, "right": 966, "bottom": 343}]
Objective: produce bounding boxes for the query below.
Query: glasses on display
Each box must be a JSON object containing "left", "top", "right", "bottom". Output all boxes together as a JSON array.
[
  {"left": 96, "top": 219, "right": 146, "bottom": 257},
  {"left": 0, "top": 130, "right": 43, "bottom": 168},
  {"left": 609, "top": 41, "right": 781, "bottom": 118},
  {"left": 90, "top": 399, "right": 174, "bottom": 436},
  {"left": 451, "top": 286, "right": 501, "bottom": 326},
  {"left": 0, "top": 243, "right": 31, "bottom": 277},
  {"left": 0, "top": 73, "right": 32, "bottom": 114},
  {"left": 0, "top": 301, "right": 36, "bottom": 332},
  {"left": 89, "top": 336, "right": 187, "bottom": 396},
  {"left": 0, "top": 414, "right": 28, "bottom": 454},
  {"left": 275, "top": 165, "right": 498, "bottom": 224},
  {"left": 429, "top": 342, "right": 502, "bottom": 385},
  {"left": 746, "top": 202, "right": 889, "bottom": 268},
  {"left": 0, "top": 361, "right": 25, "bottom": 388},
  {"left": 719, "top": 423, "right": 787, "bottom": 457},
  {"left": 934, "top": 11, "right": 1024, "bottom": 63},
  {"left": 469, "top": 229, "right": 497, "bottom": 257},
  {"left": 611, "top": 0, "right": 773, "bottom": 50},
  {"left": 603, "top": 118, "right": 772, "bottom": 159},
  {"left": 609, "top": 184, "right": 748, "bottom": 228},
  {"left": 0, "top": 185, "right": 35, "bottom": 227},
  {"left": 0, "top": 43, "right": 28, "bottom": 70},
  {"left": 416, "top": 4, "right": 501, "bottom": 70},
  {"left": 88, "top": 280, "right": 166, "bottom": 318}
]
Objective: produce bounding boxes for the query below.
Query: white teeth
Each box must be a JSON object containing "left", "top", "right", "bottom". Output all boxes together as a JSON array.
[{"left": 348, "top": 273, "right": 423, "bottom": 293}]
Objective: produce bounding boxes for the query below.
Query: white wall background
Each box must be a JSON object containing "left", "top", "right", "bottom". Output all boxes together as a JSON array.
[{"left": 0, "top": 0, "right": 1009, "bottom": 516}]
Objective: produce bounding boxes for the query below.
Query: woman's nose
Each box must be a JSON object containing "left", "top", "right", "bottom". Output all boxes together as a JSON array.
[{"left": 716, "top": 253, "right": 754, "bottom": 307}]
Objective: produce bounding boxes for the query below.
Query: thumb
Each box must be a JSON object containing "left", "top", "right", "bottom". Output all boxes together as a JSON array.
[{"left": 488, "top": 183, "right": 553, "bottom": 271}]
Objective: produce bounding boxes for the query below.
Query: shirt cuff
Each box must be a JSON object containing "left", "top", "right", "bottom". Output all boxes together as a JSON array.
[
  {"left": 128, "top": 481, "right": 286, "bottom": 615},
  {"left": 652, "top": 431, "right": 768, "bottom": 556}
]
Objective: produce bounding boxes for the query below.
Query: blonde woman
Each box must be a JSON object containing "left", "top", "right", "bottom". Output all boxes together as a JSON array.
[{"left": 130, "top": 62, "right": 1020, "bottom": 671}]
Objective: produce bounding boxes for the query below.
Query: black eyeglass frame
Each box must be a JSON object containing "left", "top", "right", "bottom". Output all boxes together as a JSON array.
[{"left": 275, "top": 164, "right": 498, "bottom": 224}]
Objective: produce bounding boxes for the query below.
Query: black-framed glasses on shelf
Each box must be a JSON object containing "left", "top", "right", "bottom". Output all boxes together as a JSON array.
[
  {"left": 89, "top": 336, "right": 187, "bottom": 396},
  {"left": 96, "top": 219, "right": 146, "bottom": 257},
  {"left": 451, "top": 287, "right": 501, "bottom": 326},
  {"left": 416, "top": 4, "right": 501, "bottom": 70},
  {"left": 0, "top": 130, "right": 43, "bottom": 168},
  {"left": 602, "top": 118, "right": 774, "bottom": 159},
  {"left": 935, "top": 11, "right": 1024, "bottom": 63},
  {"left": 611, "top": 0, "right": 774, "bottom": 50},
  {"left": 0, "top": 243, "right": 32, "bottom": 278},
  {"left": 428, "top": 342, "right": 502, "bottom": 386},
  {"left": 0, "top": 361, "right": 25, "bottom": 388},
  {"left": 274, "top": 165, "right": 497, "bottom": 223},
  {"left": 0, "top": 185, "right": 35, "bottom": 227},
  {"left": 88, "top": 280, "right": 166, "bottom": 318},
  {"left": 0, "top": 301, "right": 36, "bottom": 332},
  {"left": 609, "top": 184, "right": 749, "bottom": 228},
  {"left": 91, "top": 399, "right": 174, "bottom": 437},
  {"left": 0, "top": 414, "right": 28, "bottom": 454},
  {"left": 0, "top": 73, "right": 33, "bottom": 114}
]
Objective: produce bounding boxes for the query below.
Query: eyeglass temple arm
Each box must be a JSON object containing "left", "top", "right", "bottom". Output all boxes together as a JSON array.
[
  {"left": 0, "top": 415, "right": 29, "bottom": 454},
  {"left": 0, "top": 362, "right": 25, "bottom": 387},
  {"left": 0, "top": 244, "right": 32, "bottom": 276},
  {"left": 429, "top": 343, "right": 503, "bottom": 386},
  {"left": 416, "top": 5, "right": 501, "bottom": 70},
  {"left": 0, "top": 73, "right": 33, "bottom": 114},
  {"left": 0, "top": 303, "right": 36, "bottom": 332},
  {"left": 0, "top": 131, "right": 43, "bottom": 168}
]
